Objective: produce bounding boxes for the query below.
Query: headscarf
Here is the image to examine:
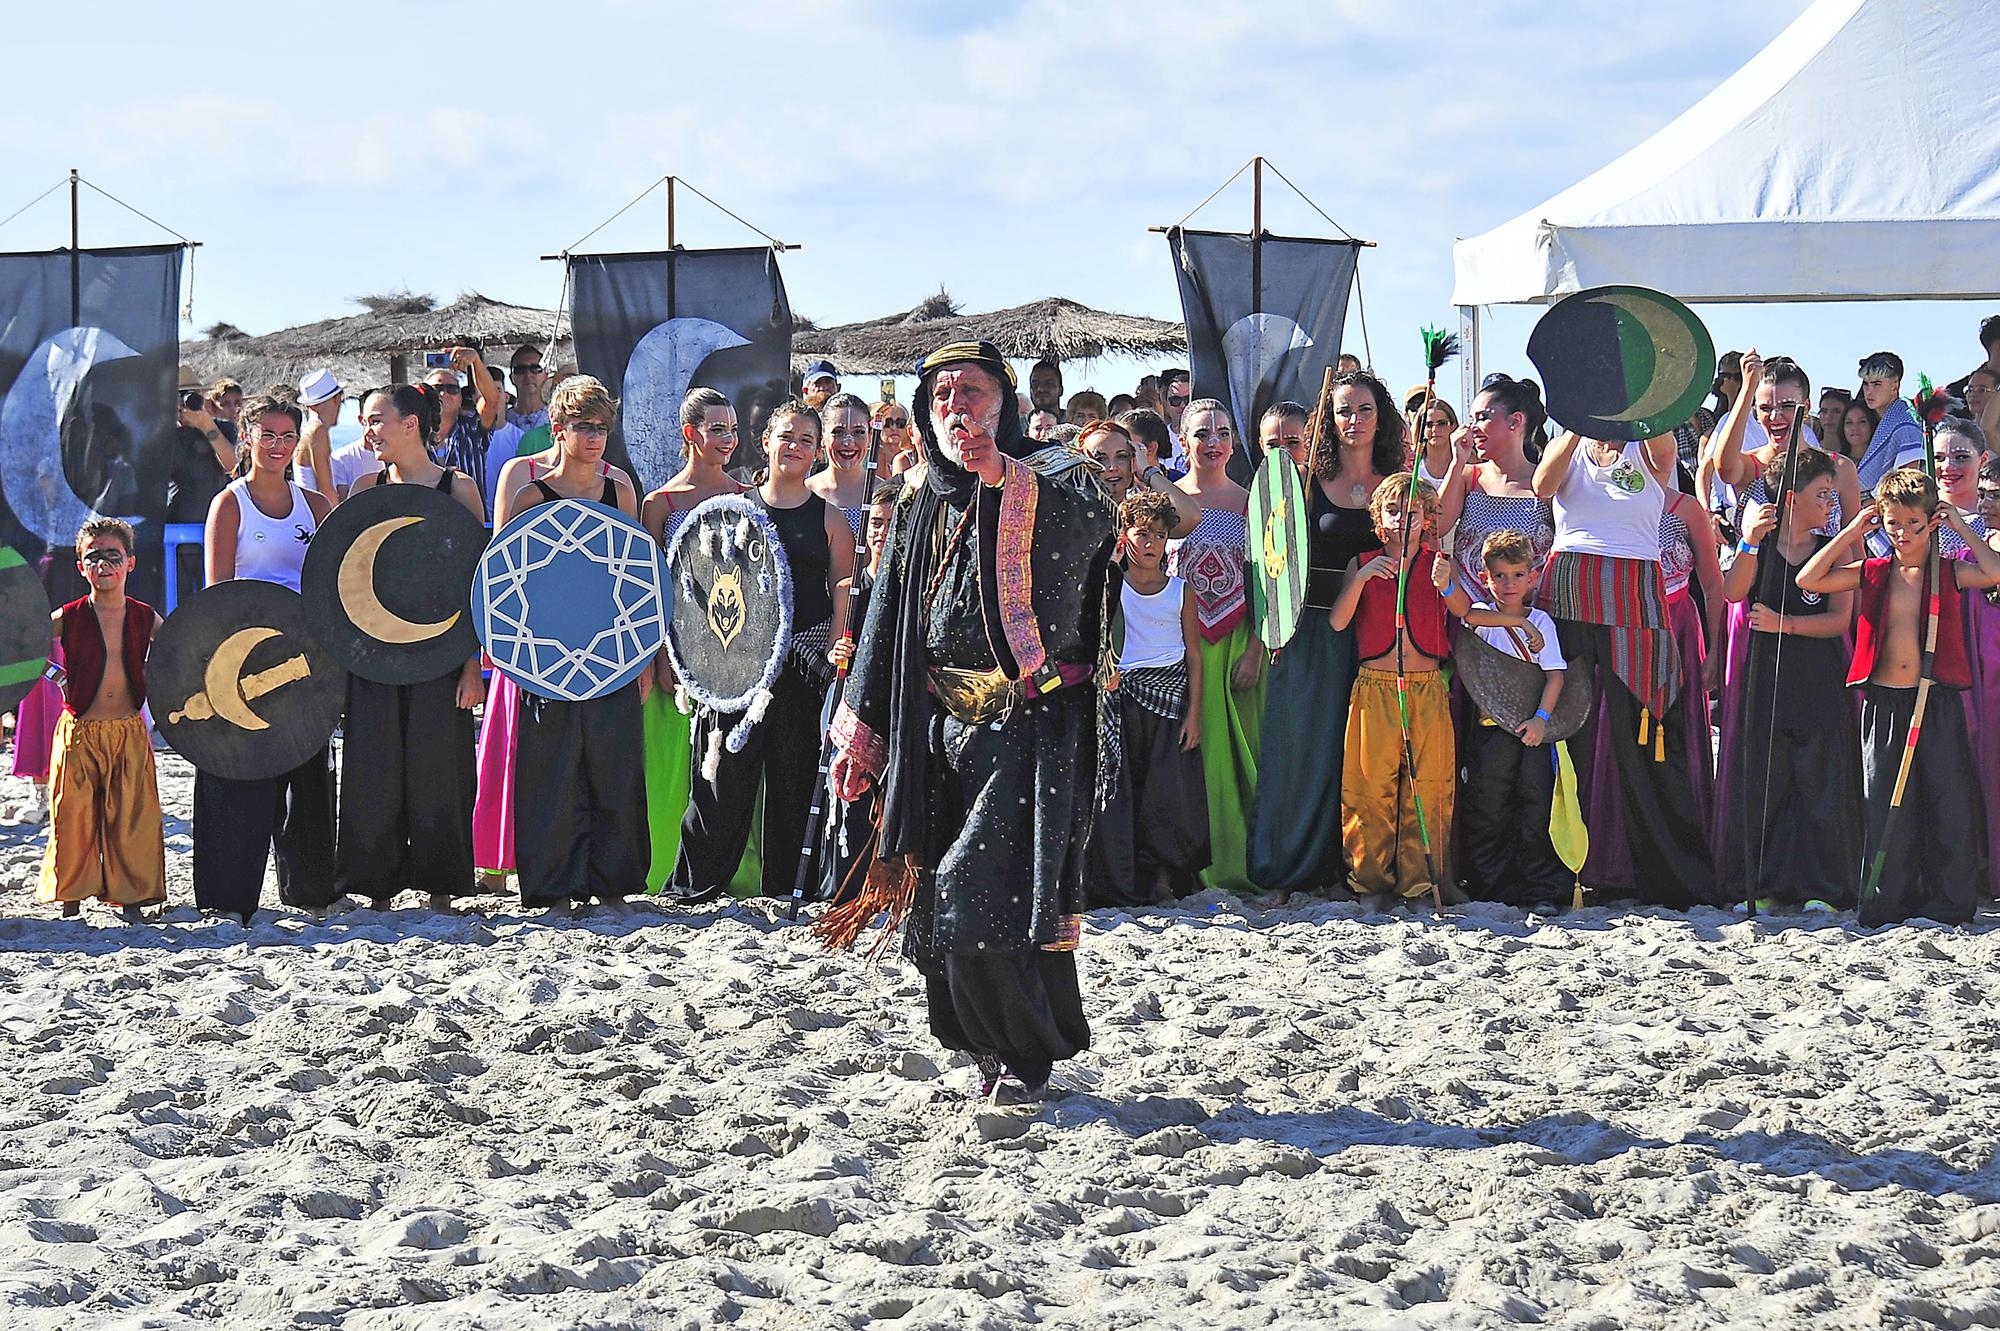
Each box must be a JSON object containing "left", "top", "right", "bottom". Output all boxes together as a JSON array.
[{"left": 877, "top": 341, "right": 1025, "bottom": 859}]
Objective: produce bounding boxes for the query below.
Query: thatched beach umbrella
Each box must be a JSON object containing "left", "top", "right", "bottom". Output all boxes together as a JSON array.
[
  {"left": 179, "top": 291, "right": 572, "bottom": 396},
  {"left": 793, "top": 291, "right": 1185, "bottom": 375}
]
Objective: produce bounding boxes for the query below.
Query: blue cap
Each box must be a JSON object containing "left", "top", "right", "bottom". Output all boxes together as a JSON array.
[{"left": 801, "top": 359, "right": 839, "bottom": 383}]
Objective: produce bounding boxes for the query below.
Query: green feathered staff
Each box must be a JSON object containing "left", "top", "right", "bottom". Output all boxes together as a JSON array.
[{"left": 1392, "top": 326, "right": 1458, "bottom": 909}]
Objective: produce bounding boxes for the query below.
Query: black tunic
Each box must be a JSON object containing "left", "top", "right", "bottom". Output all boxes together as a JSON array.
[{"left": 834, "top": 442, "right": 1115, "bottom": 1083}]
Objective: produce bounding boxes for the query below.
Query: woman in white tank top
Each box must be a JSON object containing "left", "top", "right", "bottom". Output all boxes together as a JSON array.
[
  {"left": 1531, "top": 428, "right": 1718, "bottom": 910},
  {"left": 203, "top": 401, "right": 331, "bottom": 589},
  {"left": 192, "top": 395, "right": 339, "bottom": 926}
]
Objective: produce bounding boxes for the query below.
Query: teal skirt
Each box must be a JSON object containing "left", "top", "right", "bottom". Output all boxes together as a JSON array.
[{"left": 1244, "top": 614, "right": 1356, "bottom": 892}]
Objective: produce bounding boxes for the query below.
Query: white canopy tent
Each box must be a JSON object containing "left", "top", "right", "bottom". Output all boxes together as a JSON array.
[{"left": 1450, "top": 0, "right": 2000, "bottom": 404}]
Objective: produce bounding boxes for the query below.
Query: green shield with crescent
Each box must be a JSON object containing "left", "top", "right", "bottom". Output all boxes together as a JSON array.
[
  {"left": 1527, "top": 285, "right": 1716, "bottom": 442},
  {"left": 1247, "top": 445, "right": 1310, "bottom": 649}
]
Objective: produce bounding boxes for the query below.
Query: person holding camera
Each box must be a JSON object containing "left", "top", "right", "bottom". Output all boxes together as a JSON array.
[{"left": 423, "top": 347, "right": 503, "bottom": 503}]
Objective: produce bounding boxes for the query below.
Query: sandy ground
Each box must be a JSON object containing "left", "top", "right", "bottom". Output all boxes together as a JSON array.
[{"left": 2, "top": 751, "right": 2000, "bottom": 1330}]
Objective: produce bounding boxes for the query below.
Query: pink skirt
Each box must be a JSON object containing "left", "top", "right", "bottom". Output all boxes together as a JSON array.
[
  {"left": 11, "top": 642, "right": 62, "bottom": 783},
  {"left": 472, "top": 672, "right": 520, "bottom": 873},
  {"left": 1964, "top": 586, "right": 2000, "bottom": 897}
]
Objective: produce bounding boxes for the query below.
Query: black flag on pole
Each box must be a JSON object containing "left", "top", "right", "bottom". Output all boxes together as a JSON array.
[
  {"left": 0, "top": 243, "right": 181, "bottom": 607},
  {"left": 1167, "top": 227, "right": 1360, "bottom": 480},
  {"left": 568, "top": 247, "right": 792, "bottom": 490}
]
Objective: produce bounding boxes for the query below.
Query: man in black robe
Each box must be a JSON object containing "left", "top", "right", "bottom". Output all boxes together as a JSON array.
[{"left": 825, "top": 340, "right": 1115, "bottom": 1102}]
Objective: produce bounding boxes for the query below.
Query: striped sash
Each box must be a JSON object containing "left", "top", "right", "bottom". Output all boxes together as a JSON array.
[{"left": 1543, "top": 550, "right": 1680, "bottom": 718}]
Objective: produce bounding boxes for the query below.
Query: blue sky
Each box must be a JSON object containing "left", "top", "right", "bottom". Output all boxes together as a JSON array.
[{"left": 5, "top": 0, "right": 1989, "bottom": 405}]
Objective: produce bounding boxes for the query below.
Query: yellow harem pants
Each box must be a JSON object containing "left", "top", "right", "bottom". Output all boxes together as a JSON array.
[
  {"left": 1341, "top": 668, "right": 1453, "bottom": 899},
  {"left": 37, "top": 713, "right": 167, "bottom": 906}
]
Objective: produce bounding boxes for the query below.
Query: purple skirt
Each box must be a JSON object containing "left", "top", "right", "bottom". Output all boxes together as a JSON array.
[{"left": 1964, "top": 586, "right": 2000, "bottom": 898}]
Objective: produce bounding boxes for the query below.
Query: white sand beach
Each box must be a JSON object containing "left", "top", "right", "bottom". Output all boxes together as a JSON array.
[{"left": 1, "top": 752, "right": 1998, "bottom": 1330}]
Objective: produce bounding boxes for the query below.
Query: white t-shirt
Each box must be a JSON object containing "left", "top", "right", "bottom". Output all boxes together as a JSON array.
[
  {"left": 1473, "top": 603, "right": 1566, "bottom": 672},
  {"left": 296, "top": 442, "right": 374, "bottom": 496}
]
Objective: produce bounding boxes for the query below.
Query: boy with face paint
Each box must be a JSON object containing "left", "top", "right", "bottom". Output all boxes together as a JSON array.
[
  {"left": 38, "top": 518, "right": 166, "bottom": 918},
  {"left": 1799, "top": 467, "right": 2000, "bottom": 923},
  {"left": 1329, "top": 475, "right": 1536, "bottom": 903}
]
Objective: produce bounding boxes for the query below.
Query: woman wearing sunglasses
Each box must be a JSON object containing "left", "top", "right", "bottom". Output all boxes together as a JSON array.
[{"left": 871, "top": 400, "right": 917, "bottom": 476}]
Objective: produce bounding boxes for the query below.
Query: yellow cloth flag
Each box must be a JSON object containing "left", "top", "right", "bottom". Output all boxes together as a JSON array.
[{"left": 1550, "top": 739, "right": 1589, "bottom": 909}]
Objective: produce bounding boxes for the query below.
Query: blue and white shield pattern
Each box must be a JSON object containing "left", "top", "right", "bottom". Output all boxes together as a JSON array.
[{"left": 474, "top": 499, "right": 670, "bottom": 701}]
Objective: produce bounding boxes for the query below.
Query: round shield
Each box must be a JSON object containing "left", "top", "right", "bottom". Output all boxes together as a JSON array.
[
  {"left": 1247, "top": 446, "right": 1310, "bottom": 650},
  {"left": 1452, "top": 628, "right": 1595, "bottom": 742},
  {"left": 300, "top": 482, "right": 486, "bottom": 685},
  {"left": 1528, "top": 285, "right": 1716, "bottom": 442},
  {"left": 665, "top": 493, "right": 793, "bottom": 714},
  {"left": 0, "top": 545, "right": 51, "bottom": 713},
  {"left": 152, "top": 580, "right": 347, "bottom": 781},
  {"left": 474, "top": 498, "right": 669, "bottom": 701}
]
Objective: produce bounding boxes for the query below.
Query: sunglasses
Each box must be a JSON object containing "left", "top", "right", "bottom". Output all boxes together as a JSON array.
[
  {"left": 512, "top": 365, "right": 546, "bottom": 376},
  {"left": 877, "top": 416, "right": 909, "bottom": 429}
]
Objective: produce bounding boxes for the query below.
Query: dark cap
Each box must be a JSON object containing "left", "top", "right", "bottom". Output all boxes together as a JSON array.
[{"left": 801, "top": 359, "right": 839, "bottom": 383}]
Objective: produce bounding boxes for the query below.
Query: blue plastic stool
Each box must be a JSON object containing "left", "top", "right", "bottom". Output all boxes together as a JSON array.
[{"left": 162, "top": 523, "right": 205, "bottom": 614}]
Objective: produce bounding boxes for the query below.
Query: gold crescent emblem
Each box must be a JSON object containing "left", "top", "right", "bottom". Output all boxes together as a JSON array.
[
  {"left": 1261, "top": 494, "right": 1289, "bottom": 583},
  {"left": 338, "top": 515, "right": 460, "bottom": 644},
  {"left": 167, "top": 627, "right": 311, "bottom": 730},
  {"left": 707, "top": 566, "right": 745, "bottom": 650},
  {"left": 1586, "top": 290, "right": 1698, "bottom": 425}
]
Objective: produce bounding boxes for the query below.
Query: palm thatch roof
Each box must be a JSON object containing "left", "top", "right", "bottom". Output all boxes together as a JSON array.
[
  {"left": 178, "top": 292, "right": 572, "bottom": 396},
  {"left": 792, "top": 291, "right": 1184, "bottom": 375}
]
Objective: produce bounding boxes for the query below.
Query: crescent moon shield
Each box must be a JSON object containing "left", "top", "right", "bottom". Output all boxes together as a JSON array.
[
  {"left": 203, "top": 627, "right": 281, "bottom": 730},
  {"left": 1528, "top": 285, "right": 1716, "bottom": 442},
  {"left": 0, "top": 545, "right": 52, "bottom": 713},
  {"left": 620, "top": 317, "right": 753, "bottom": 490},
  {"left": 0, "top": 328, "right": 146, "bottom": 547},
  {"left": 1223, "top": 313, "right": 1313, "bottom": 445},
  {"left": 473, "top": 498, "right": 670, "bottom": 701},
  {"left": 151, "top": 580, "right": 347, "bottom": 781},
  {"left": 1246, "top": 446, "right": 1310, "bottom": 650},
  {"left": 301, "top": 483, "right": 485, "bottom": 684}
]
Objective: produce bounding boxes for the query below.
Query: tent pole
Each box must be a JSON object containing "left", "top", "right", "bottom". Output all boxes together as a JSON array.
[
  {"left": 68, "top": 168, "right": 80, "bottom": 325},
  {"left": 1251, "top": 155, "right": 1263, "bottom": 313},
  {"left": 1458, "top": 306, "right": 1479, "bottom": 411},
  {"left": 666, "top": 176, "right": 677, "bottom": 320}
]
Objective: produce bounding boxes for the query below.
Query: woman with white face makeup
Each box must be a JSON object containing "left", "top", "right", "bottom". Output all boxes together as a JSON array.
[
  {"left": 1163, "top": 401, "right": 1264, "bottom": 896},
  {"left": 672, "top": 401, "right": 855, "bottom": 905}
]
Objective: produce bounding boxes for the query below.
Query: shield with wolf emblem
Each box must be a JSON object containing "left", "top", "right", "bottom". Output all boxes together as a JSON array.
[{"left": 664, "top": 493, "right": 793, "bottom": 715}]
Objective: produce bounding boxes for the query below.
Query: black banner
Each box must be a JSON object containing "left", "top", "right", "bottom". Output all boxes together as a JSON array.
[
  {"left": 1168, "top": 227, "right": 1360, "bottom": 480},
  {"left": 568, "top": 247, "right": 792, "bottom": 490},
  {"left": 0, "top": 243, "right": 182, "bottom": 608}
]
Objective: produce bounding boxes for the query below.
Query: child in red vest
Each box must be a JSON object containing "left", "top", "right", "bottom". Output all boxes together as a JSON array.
[
  {"left": 37, "top": 518, "right": 166, "bottom": 917},
  {"left": 1799, "top": 467, "right": 2000, "bottom": 924},
  {"left": 1330, "top": 475, "right": 1539, "bottom": 902}
]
